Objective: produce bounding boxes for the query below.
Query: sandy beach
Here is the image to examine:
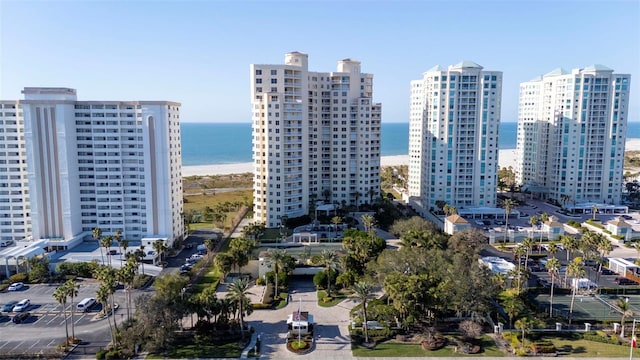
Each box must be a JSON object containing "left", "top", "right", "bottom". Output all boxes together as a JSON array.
[{"left": 183, "top": 138, "right": 640, "bottom": 177}]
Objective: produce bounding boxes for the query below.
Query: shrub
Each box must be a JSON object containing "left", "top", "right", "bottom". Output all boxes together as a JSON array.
[
  {"left": 256, "top": 277, "right": 265, "bottom": 286},
  {"left": 104, "top": 349, "right": 123, "bottom": 359},
  {"left": 313, "top": 269, "right": 338, "bottom": 290},
  {"left": 132, "top": 274, "right": 151, "bottom": 288},
  {"left": 531, "top": 340, "right": 556, "bottom": 354},
  {"left": 583, "top": 331, "right": 620, "bottom": 345},
  {"left": 57, "top": 261, "right": 99, "bottom": 278},
  {"left": 8, "top": 273, "right": 28, "bottom": 283},
  {"left": 252, "top": 303, "right": 271, "bottom": 310},
  {"left": 290, "top": 339, "right": 307, "bottom": 350},
  {"left": 96, "top": 349, "right": 107, "bottom": 360}
]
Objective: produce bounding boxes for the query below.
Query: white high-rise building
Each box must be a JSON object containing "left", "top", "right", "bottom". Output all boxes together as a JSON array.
[
  {"left": 516, "top": 66, "right": 631, "bottom": 206},
  {"left": 0, "top": 87, "right": 184, "bottom": 249},
  {"left": 0, "top": 101, "right": 30, "bottom": 243},
  {"left": 408, "top": 61, "right": 502, "bottom": 212},
  {"left": 251, "top": 52, "right": 382, "bottom": 227}
]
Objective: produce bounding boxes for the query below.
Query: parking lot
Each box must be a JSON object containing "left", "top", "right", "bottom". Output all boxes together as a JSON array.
[{"left": 0, "top": 281, "right": 112, "bottom": 328}]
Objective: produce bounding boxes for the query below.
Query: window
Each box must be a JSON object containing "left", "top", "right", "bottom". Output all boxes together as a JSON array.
[
  {"left": 256, "top": 78, "right": 262, "bottom": 84},
  {"left": 271, "top": 78, "right": 277, "bottom": 84},
  {"left": 255, "top": 69, "right": 262, "bottom": 75},
  {"left": 270, "top": 69, "right": 277, "bottom": 75}
]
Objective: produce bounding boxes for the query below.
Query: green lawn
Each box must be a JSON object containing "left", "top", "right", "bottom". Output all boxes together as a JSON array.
[
  {"left": 148, "top": 342, "right": 243, "bottom": 358},
  {"left": 546, "top": 337, "right": 635, "bottom": 357},
  {"left": 352, "top": 335, "right": 503, "bottom": 357},
  {"left": 193, "top": 262, "right": 221, "bottom": 293},
  {"left": 317, "top": 290, "right": 348, "bottom": 307}
]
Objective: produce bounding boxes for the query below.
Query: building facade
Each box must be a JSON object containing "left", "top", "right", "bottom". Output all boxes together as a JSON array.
[
  {"left": 516, "top": 66, "right": 631, "bottom": 206},
  {"left": 0, "top": 101, "right": 30, "bottom": 243},
  {"left": 408, "top": 61, "right": 502, "bottom": 212},
  {"left": 0, "top": 87, "right": 184, "bottom": 248},
  {"left": 251, "top": 52, "right": 382, "bottom": 227}
]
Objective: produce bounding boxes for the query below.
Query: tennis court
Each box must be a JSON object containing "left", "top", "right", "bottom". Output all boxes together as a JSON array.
[{"left": 533, "top": 294, "right": 640, "bottom": 321}]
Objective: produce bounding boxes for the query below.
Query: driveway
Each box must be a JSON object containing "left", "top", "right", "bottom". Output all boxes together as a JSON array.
[{"left": 246, "top": 278, "right": 354, "bottom": 359}]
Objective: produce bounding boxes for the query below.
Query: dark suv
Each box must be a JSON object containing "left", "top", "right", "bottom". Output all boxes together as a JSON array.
[
  {"left": 615, "top": 277, "right": 638, "bottom": 285},
  {"left": 12, "top": 312, "right": 30, "bottom": 324}
]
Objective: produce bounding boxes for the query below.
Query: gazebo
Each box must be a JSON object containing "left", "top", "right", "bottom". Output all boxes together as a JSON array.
[{"left": 292, "top": 232, "right": 318, "bottom": 244}]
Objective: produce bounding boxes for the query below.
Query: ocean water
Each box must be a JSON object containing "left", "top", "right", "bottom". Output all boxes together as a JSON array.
[{"left": 181, "top": 121, "right": 640, "bottom": 166}]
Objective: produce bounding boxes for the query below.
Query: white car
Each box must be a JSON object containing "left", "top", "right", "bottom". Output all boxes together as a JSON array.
[
  {"left": 7, "top": 282, "right": 24, "bottom": 291},
  {"left": 13, "top": 299, "right": 30, "bottom": 312}
]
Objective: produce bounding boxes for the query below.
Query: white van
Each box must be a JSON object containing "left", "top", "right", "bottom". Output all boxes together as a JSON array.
[{"left": 76, "top": 297, "right": 96, "bottom": 312}]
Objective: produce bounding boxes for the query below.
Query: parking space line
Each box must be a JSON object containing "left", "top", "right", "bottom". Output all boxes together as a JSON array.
[
  {"left": 10, "top": 340, "right": 25, "bottom": 353},
  {"left": 74, "top": 314, "right": 87, "bottom": 324},
  {"left": 46, "top": 313, "right": 62, "bottom": 325}
]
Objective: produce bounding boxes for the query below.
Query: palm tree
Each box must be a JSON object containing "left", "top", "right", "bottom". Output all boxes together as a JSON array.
[
  {"left": 120, "top": 238, "right": 129, "bottom": 267},
  {"left": 152, "top": 240, "right": 167, "bottom": 265},
  {"left": 502, "top": 293, "right": 524, "bottom": 329},
  {"left": 522, "top": 237, "right": 535, "bottom": 268},
  {"left": 560, "top": 235, "right": 578, "bottom": 262},
  {"left": 101, "top": 235, "right": 113, "bottom": 267},
  {"left": 352, "top": 282, "right": 373, "bottom": 344},
  {"left": 443, "top": 204, "right": 458, "bottom": 216},
  {"left": 560, "top": 194, "right": 571, "bottom": 211},
  {"left": 546, "top": 257, "right": 561, "bottom": 317},
  {"left": 93, "top": 227, "right": 104, "bottom": 264},
  {"left": 502, "top": 198, "right": 517, "bottom": 242},
  {"left": 514, "top": 317, "right": 534, "bottom": 348},
  {"left": 95, "top": 266, "right": 119, "bottom": 334},
  {"left": 226, "top": 278, "right": 252, "bottom": 340},
  {"left": 114, "top": 229, "right": 123, "bottom": 263},
  {"left": 361, "top": 214, "right": 376, "bottom": 237},
  {"left": 567, "top": 259, "right": 585, "bottom": 325},
  {"left": 64, "top": 279, "right": 80, "bottom": 341},
  {"left": 203, "top": 238, "right": 216, "bottom": 254},
  {"left": 591, "top": 204, "right": 599, "bottom": 220},
  {"left": 317, "top": 249, "right": 339, "bottom": 297},
  {"left": 529, "top": 215, "right": 539, "bottom": 248},
  {"left": 618, "top": 297, "right": 632, "bottom": 338},
  {"left": 331, "top": 216, "right": 342, "bottom": 241},
  {"left": 97, "top": 282, "right": 116, "bottom": 346},
  {"left": 539, "top": 212, "right": 550, "bottom": 245},
  {"left": 547, "top": 242, "right": 559, "bottom": 258},
  {"left": 134, "top": 247, "right": 146, "bottom": 275},
  {"left": 266, "top": 248, "right": 286, "bottom": 299},
  {"left": 53, "top": 285, "right": 70, "bottom": 347},
  {"left": 119, "top": 260, "right": 136, "bottom": 321},
  {"left": 595, "top": 234, "right": 613, "bottom": 277}
]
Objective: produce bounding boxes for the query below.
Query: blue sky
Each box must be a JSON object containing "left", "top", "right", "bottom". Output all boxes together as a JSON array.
[{"left": 1, "top": 0, "right": 638, "bottom": 123}]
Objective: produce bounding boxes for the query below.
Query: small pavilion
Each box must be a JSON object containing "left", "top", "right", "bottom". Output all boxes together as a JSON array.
[{"left": 292, "top": 232, "right": 319, "bottom": 244}]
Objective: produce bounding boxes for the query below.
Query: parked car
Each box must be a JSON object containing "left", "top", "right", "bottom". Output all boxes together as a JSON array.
[
  {"left": 599, "top": 268, "right": 616, "bottom": 275},
  {"left": 495, "top": 220, "right": 505, "bottom": 225},
  {"left": 7, "top": 282, "right": 24, "bottom": 291},
  {"left": 2, "top": 301, "right": 18, "bottom": 312},
  {"left": 615, "top": 277, "right": 638, "bottom": 285},
  {"left": 12, "top": 299, "right": 30, "bottom": 312},
  {"left": 12, "top": 312, "right": 30, "bottom": 324},
  {"left": 537, "top": 279, "right": 551, "bottom": 288}
]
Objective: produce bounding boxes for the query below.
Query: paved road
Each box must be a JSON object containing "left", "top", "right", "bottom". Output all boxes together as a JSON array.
[{"left": 246, "top": 278, "right": 354, "bottom": 359}]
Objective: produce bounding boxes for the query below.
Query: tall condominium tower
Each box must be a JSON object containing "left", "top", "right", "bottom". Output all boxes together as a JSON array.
[
  {"left": 516, "top": 66, "right": 631, "bottom": 205},
  {"left": 0, "top": 87, "right": 184, "bottom": 248},
  {"left": 408, "top": 61, "right": 502, "bottom": 212},
  {"left": 251, "top": 52, "right": 382, "bottom": 227},
  {"left": 0, "top": 101, "right": 29, "bottom": 242}
]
